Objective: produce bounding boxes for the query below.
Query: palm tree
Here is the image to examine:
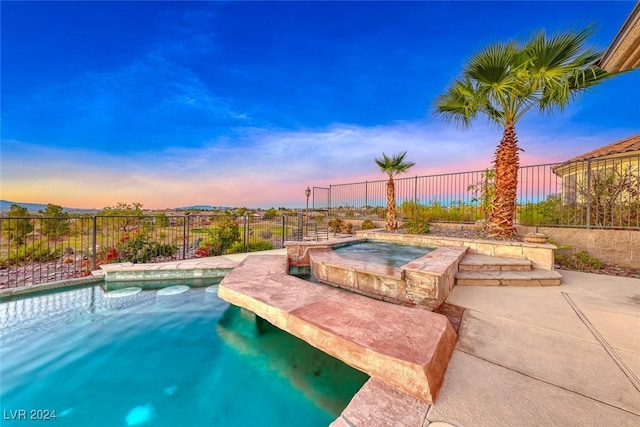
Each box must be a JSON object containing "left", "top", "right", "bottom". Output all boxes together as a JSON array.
[
  {"left": 434, "top": 26, "right": 611, "bottom": 239},
  {"left": 375, "top": 151, "right": 415, "bottom": 231}
]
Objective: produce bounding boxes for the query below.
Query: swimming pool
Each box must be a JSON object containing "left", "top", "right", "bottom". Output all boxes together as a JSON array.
[
  {"left": 332, "top": 241, "right": 435, "bottom": 268},
  {"left": 0, "top": 284, "right": 368, "bottom": 426}
]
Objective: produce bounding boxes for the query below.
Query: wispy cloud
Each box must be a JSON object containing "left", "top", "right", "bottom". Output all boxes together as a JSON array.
[{"left": 2, "top": 122, "right": 630, "bottom": 209}]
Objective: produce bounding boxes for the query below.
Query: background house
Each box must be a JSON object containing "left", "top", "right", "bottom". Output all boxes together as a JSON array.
[{"left": 553, "top": 134, "right": 640, "bottom": 205}]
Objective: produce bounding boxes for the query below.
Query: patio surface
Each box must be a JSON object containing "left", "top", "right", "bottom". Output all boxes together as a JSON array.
[{"left": 422, "top": 268, "right": 640, "bottom": 427}]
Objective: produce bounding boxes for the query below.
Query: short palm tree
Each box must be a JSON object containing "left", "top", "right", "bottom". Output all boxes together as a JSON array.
[
  {"left": 434, "top": 26, "right": 611, "bottom": 239},
  {"left": 375, "top": 151, "right": 415, "bottom": 231}
]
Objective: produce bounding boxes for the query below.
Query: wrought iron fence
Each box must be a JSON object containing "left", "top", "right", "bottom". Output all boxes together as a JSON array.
[
  {"left": 0, "top": 214, "right": 316, "bottom": 289},
  {"left": 319, "top": 154, "right": 640, "bottom": 229}
]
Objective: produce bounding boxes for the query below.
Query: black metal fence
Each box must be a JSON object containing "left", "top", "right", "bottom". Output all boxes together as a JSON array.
[
  {"left": 316, "top": 154, "right": 640, "bottom": 229},
  {"left": 0, "top": 214, "right": 316, "bottom": 289}
]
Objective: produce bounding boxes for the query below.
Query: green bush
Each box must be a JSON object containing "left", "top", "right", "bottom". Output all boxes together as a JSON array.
[
  {"left": 248, "top": 240, "right": 274, "bottom": 252},
  {"left": 1, "top": 241, "right": 63, "bottom": 266},
  {"left": 198, "top": 216, "right": 241, "bottom": 256},
  {"left": 404, "top": 218, "right": 430, "bottom": 234},
  {"left": 115, "top": 232, "right": 178, "bottom": 263},
  {"left": 574, "top": 250, "right": 602, "bottom": 269},
  {"left": 3, "top": 204, "right": 33, "bottom": 245},
  {"left": 361, "top": 219, "right": 376, "bottom": 230},
  {"left": 226, "top": 240, "right": 275, "bottom": 254},
  {"left": 401, "top": 201, "right": 431, "bottom": 234},
  {"left": 226, "top": 241, "right": 245, "bottom": 254},
  {"left": 518, "top": 195, "right": 564, "bottom": 226},
  {"left": 401, "top": 200, "right": 481, "bottom": 223},
  {"left": 554, "top": 245, "right": 602, "bottom": 271},
  {"left": 328, "top": 218, "right": 353, "bottom": 234}
]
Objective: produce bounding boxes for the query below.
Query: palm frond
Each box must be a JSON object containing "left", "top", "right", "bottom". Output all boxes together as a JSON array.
[
  {"left": 433, "top": 24, "right": 612, "bottom": 129},
  {"left": 375, "top": 151, "right": 415, "bottom": 177},
  {"left": 433, "top": 78, "right": 482, "bottom": 129}
]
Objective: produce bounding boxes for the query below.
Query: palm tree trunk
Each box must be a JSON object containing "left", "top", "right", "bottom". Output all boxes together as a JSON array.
[
  {"left": 488, "top": 123, "right": 519, "bottom": 239},
  {"left": 386, "top": 177, "right": 396, "bottom": 231}
]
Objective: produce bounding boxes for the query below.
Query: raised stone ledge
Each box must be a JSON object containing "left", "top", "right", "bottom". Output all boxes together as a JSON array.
[
  {"left": 100, "top": 259, "right": 238, "bottom": 282},
  {"left": 308, "top": 245, "right": 467, "bottom": 310},
  {"left": 218, "top": 254, "right": 458, "bottom": 404},
  {"left": 285, "top": 237, "right": 365, "bottom": 267},
  {"left": 356, "top": 230, "right": 556, "bottom": 270}
]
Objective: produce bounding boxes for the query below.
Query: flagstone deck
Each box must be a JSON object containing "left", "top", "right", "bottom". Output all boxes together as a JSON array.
[{"left": 218, "top": 254, "right": 458, "bottom": 404}]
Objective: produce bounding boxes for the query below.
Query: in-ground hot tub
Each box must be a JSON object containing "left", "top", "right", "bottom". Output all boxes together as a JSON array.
[{"left": 286, "top": 237, "right": 468, "bottom": 310}]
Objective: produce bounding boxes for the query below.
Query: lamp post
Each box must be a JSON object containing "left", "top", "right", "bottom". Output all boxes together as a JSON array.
[{"left": 305, "top": 186, "right": 311, "bottom": 238}]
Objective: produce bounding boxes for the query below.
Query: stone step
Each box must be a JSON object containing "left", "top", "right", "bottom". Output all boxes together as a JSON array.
[
  {"left": 458, "top": 254, "right": 532, "bottom": 272},
  {"left": 455, "top": 269, "right": 562, "bottom": 286}
]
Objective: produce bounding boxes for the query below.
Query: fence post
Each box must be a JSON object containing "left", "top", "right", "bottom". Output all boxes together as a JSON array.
[
  {"left": 182, "top": 215, "right": 187, "bottom": 259},
  {"left": 365, "top": 181, "right": 368, "bottom": 218},
  {"left": 92, "top": 216, "right": 97, "bottom": 270},
  {"left": 244, "top": 214, "right": 249, "bottom": 252},
  {"left": 281, "top": 215, "right": 286, "bottom": 248},
  {"left": 328, "top": 185, "right": 332, "bottom": 218},
  {"left": 586, "top": 159, "right": 592, "bottom": 229},
  {"left": 414, "top": 175, "right": 418, "bottom": 203}
]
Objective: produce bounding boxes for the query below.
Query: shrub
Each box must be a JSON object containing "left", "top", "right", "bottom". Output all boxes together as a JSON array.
[
  {"left": 263, "top": 207, "right": 278, "bottom": 220},
  {"left": 1, "top": 241, "right": 63, "bottom": 266},
  {"left": 226, "top": 241, "right": 245, "bottom": 254},
  {"left": 405, "top": 218, "right": 430, "bottom": 234},
  {"left": 328, "top": 218, "right": 353, "bottom": 234},
  {"left": 574, "top": 250, "right": 602, "bottom": 269},
  {"left": 361, "top": 219, "right": 376, "bottom": 230},
  {"left": 248, "top": 240, "right": 274, "bottom": 252},
  {"left": 198, "top": 217, "right": 240, "bottom": 256},
  {"left": 3, "top": 204, "right": 33, "bottom": 245},
  {"left": 401, "top": 201, "right": 431, "bottom": 234},
  {"left": 226, "top": 240, "right": 274, "bottom": 254},
  {"left": 554, "top": 245, "right": 602, "bottom": 271},
  {"left": 518, "top": 195, "right": 563, "bottom": 226},
  {"left": 112, "top": 232, "right": 178, "bottom": 263}
]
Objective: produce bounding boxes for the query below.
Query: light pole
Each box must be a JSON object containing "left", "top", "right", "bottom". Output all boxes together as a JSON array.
[{"left": 305, "top": 186, "right": 311, "bottom": 238}]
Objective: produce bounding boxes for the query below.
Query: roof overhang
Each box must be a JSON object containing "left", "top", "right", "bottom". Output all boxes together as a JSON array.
[{"left": 599, "top": 2, "right": 640, "bottom": 72}]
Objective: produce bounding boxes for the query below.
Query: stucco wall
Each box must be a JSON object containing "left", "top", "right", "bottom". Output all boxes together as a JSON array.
[{"left": 517, "top": 225, "right": 640, "bottom": 269}]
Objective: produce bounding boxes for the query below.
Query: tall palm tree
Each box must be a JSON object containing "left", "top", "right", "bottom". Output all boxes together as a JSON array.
[
  {"left": 375, "top": 151, "right": 415, "bottom": 231},
  {"left": 434, "top": 26, "right": 611, "bottom": 239}
]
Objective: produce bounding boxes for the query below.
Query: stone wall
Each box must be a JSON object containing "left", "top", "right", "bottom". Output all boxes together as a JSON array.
[{"left": 517, "top": 225, "right": 640, "bottom": 269}]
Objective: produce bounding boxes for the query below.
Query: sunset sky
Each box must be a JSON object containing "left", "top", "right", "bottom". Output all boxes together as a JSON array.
[{"left": 2, "top": 1, "right": 639, "bottom": 209}]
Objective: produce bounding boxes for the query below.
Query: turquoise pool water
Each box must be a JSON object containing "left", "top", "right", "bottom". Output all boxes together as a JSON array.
[
  {"left": 333, "top": 241, "right": 435, "bottom": 268},
  {"left": 0, "top": 284, "right": 368, "bottom": 426}
]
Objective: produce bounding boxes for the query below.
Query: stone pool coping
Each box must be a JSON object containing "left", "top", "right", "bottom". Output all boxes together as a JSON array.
[
  {"left": 99, "top": 257, "right": 239, "bottom": 282},
  {"left": 355, "top": 229, "right": 556, "bottom": 270},
  {"left": 0, "top": 276, "right": 103, "bottom": 299}
]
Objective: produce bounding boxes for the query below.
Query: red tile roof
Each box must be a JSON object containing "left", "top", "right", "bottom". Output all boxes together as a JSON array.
[{"left": 564, "top": 133, "right": 640, "bottom": 163}]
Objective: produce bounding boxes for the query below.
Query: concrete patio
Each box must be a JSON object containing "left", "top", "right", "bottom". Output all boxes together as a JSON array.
[{"left": 420, "top": 269, "right": 640, "bottom": 427}]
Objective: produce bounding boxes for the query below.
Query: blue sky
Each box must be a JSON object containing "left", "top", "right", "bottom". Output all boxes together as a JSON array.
[{"left": 2, "top": 1, "right": 639, "bottom": 209}]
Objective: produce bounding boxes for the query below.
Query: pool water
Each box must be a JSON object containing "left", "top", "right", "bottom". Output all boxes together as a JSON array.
[
  {"left": 333, "top": 241, "right": 435, "bottom": 268},
  {"left": 0, "top": 285, "right": 368, "bottom": 426}
]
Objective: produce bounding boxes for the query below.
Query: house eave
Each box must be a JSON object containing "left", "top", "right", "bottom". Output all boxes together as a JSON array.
[{"left": 599, "top": 2, "right": 640, "bottom": 72}]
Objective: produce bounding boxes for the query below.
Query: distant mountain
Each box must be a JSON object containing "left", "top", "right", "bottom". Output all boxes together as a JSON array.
[
  {"left": 0, "top": 200, "right": 98, "bottom": 214},
  {"left": 174, "top": 205, "right": 234, "bottom": 211},
  {"left": 0, "top": 200, "right": 238, "bottom": 214}
]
